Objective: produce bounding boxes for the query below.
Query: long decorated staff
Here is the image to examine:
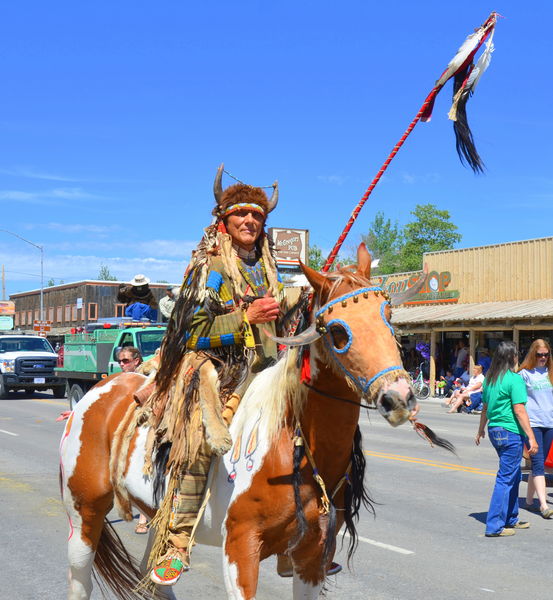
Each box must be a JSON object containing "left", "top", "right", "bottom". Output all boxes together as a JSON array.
[{"left": 322, "top": 12, "right": 499, "bottom": 273}]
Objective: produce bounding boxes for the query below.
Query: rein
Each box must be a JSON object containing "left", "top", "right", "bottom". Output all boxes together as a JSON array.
[{"left": 302, "top": 381, "right": 374, "bottom": 410}]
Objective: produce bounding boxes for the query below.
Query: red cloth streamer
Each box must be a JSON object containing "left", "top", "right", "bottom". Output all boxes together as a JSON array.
[{"left": 300, "top": 349, "right": 311, "bottom": 384}]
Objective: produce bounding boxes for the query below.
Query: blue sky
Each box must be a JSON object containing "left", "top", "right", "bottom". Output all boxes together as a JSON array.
[{"left": 2, "top": 1, "right": 552, "bottom": 296}]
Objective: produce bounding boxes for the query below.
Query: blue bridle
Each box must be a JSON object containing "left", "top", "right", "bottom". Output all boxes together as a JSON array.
[{"left": 314, "top": 286, "right": 402, "bottom": 395}]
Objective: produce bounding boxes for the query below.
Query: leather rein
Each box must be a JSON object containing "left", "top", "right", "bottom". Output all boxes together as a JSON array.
[{"left": 302, "top": 381, "right": 374, "bottom": 410}]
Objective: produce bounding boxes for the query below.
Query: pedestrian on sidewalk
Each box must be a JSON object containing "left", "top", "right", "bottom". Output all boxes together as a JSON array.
[
  {"left": 518, "top": 339, "right": 553, "bottom": 519},
  {"left": 475, "top": 341, "right": 538, "bottom": 537}
]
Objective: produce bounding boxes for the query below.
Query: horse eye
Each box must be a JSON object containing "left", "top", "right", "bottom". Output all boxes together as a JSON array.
[{"left": 329, "top": 323, "right": 349, "bottom": 350}]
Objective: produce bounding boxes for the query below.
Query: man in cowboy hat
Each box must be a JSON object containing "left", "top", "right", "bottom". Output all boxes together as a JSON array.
[
  {"left": 117, "top": 273, "right": 159, "bottom": 312},
  {"left": 147, "top": 164, "right": 285, "bottom": 586}
]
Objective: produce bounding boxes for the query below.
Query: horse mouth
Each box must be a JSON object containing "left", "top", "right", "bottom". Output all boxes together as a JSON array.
[{"left": 376, "top": 389, "right": 417, "bottom": 427}]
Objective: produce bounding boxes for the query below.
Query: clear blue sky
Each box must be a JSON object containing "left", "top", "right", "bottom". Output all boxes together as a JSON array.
[{"left": 2, "top": 1, "right": 552, "bottom": 296}]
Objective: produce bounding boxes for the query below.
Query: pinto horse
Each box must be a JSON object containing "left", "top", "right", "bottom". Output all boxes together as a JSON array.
[{"left": 60, "top": 245, "right": 431, "bottom": 600}]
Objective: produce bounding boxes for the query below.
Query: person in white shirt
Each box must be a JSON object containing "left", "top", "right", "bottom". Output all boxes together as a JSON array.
[{"left": 448, "top": 364, "right": 485, "bottom": 413}]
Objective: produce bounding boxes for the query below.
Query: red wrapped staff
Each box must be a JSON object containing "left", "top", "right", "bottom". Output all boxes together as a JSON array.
[{"left": 322, "top": 12, "right": 499, "bottom": 273}]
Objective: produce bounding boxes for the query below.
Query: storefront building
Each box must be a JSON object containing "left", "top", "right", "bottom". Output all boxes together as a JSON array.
[{"left": 375, "top": 236, "right": 553, "bottom": 393}]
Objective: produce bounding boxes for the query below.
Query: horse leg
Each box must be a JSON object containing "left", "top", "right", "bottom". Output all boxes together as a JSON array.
[
  {"left": 66, "top": 497, "right": 111, "bottom": 600},
  {"left": 292, "top": 574, "right": 323, "bottom": 600},
  {"left": 222, "top": 528, "right": 261, "bottom": 600}
]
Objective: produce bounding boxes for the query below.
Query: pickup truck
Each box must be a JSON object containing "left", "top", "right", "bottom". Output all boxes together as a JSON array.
[
  {"left": 0, "top": 333, "right": 65, "bottom": 399},
  {"left": 55, "top": 319, "right": 166, "bottom": 408}
]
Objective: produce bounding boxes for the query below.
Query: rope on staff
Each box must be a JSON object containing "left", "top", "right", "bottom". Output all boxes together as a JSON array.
[{"left": 321, "top": 87, "right": 439, "bottom": 273}]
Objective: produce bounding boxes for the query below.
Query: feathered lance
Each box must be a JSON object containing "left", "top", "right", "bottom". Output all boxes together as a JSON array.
[{"left": 322, "top": 12, "right": 499, "bottom": 273}]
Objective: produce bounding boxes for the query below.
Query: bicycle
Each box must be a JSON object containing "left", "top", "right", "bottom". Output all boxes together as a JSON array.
[{"left": 411, "top": 362, "right": 431, "bottom": 400}]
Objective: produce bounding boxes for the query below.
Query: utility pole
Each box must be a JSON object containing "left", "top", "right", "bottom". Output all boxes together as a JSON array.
[
  {"left": 0, "top": 229, "right": 44, "bottom": 320},
  {"left": 1, "top": 264, "right": 5, "bottom": 301}
]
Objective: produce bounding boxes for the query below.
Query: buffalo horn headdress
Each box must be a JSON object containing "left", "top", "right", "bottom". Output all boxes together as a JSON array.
[{"left": 212, "top": 163, "right": 278, "bottom": 219}]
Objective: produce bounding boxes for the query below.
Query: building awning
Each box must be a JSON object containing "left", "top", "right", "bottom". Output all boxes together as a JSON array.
[{"left": 391, "top": 299, "right": 553, "bottom": 327}]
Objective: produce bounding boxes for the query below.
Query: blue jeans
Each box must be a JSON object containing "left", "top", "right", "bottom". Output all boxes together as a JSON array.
[
  {"left": 530, "top": 427, "right": 553, "bottom": 476},
  {"left": 486, "top": 427, "right": 523, "bottom": 535},
  {"left": 465, "top": 392, "right": 483, "bottom": 413}
]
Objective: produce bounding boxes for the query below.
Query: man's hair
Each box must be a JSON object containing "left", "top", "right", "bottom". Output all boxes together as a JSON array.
[{"left": 117, "top": 346, "right": 142, "bottom": 363}]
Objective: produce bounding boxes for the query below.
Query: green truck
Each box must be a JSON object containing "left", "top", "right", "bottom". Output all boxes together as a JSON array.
[{"left": 55, "top": 320, "right": 166, "bottom": 408}]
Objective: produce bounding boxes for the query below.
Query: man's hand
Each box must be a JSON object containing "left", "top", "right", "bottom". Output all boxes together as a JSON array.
[{"left": 246, "top": 292, "right": 280, "bottom": 324}]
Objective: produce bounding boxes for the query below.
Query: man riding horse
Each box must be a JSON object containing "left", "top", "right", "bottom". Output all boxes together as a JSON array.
[{"left": 146, "top": 164, "right": 289, "bottom": 585}]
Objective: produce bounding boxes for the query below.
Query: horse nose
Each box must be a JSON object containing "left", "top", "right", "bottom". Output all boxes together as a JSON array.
[{"left": 376, "top": 389, "right": 414, "bottom": 427}]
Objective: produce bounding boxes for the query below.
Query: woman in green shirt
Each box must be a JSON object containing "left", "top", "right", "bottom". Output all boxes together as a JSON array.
[{"left": 475, "top": 341, "right": 538, "bottom": 537}]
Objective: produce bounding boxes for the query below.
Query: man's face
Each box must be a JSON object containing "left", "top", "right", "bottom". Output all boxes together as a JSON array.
[
  {"left": 225, "top": 209, "right": 264, "bottom": 251},
  {"left": 118, "top": 351, "right": 140, "bottom": 373}
]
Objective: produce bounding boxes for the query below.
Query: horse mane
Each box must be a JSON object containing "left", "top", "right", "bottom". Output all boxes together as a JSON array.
[{"left": 232, "top": 347, "right": 306, "bottom": 441}]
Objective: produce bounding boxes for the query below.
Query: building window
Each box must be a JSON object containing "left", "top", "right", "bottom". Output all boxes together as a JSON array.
[
  {"left": 115, "top": 303, "right": 126, "bottom": 318},
  {"left": 34, "top": 309, "right": 40, "bottom": 322},
  {"left": 56, "top": 306, "right": 62, "bottom": 323},
  {"left": 15, "top": 312, "right": 20, "bottom": 327},
  {"left": 27, "top": 310, "right": 32, "bottom": 325},
  {"left": 65, "top": 305, "right": 71, "bottom": 322},
  {"left": 88, "top": 303, "right": 98, "bottom": 320},
  {"left": 48, "top": 307, "right": 54, "bottom": 322},
  {"left": 20, "top": 312, "right": 25, "bottom": 326},
  {"left": 71, "top": 305, "right": 78, "bottom": 321}
]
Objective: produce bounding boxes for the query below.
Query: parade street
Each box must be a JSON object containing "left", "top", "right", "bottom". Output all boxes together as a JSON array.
[{"left": 0, "top": 393, "right": 551, "bottom": 600}]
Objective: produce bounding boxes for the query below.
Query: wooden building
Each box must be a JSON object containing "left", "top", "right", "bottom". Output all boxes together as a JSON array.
[
  {"left": 373, "top": 236, "right": 553, "bottom": 392},
  {"left": 10, "top": 280, "right": 177, "bottom": 340}
]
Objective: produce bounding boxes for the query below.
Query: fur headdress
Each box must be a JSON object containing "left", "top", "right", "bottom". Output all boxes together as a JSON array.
[{"left": 212, "top": 163, "right": 278, "bottom": 220}]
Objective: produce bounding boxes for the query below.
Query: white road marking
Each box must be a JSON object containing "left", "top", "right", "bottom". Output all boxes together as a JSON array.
[
  {"left": 0, "top": 429, "right": 18, "bottom": 436},
  {"left": 343, "top": 532, "right": 414, "bottom": 555}
]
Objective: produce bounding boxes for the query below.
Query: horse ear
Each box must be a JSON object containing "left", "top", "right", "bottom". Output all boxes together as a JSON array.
[
  {"left": 300, "top": 262, "right": 332, "bottom": 300},
  {"left": 356, "top": 243, "right": 372, "bottom": 279}
]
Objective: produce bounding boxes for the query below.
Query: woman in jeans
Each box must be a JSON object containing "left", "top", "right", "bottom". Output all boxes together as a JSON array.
[
  {"left": 475, "top": 341, "right": 538, "bottom": 537},
  {"left": 518, "top": 339, "right": 553, "bottom": 518}
]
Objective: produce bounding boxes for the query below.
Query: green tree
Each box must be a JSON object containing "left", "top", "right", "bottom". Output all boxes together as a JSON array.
[
  {"left": 47, "top": 278, "right": 55, "bottom": 287},
  {"left": 398, "top": 204, "right": 461, "bottom": 272},
  {"left": 308, "top": 244, "right": 325, "bottom": 271},
  {"left": 362, "top": 211, "right": 401, "bottom": 275},
  {"left": 97, "top": 264, "right": 118, "bottom": 281}
]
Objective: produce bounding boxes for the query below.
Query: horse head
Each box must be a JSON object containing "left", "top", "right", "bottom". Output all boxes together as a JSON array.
[{"left": 276, "top": 243, "right": 424, "bottom": 427}]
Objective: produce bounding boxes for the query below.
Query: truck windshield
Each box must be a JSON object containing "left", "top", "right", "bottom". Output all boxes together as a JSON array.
[
  {"left": 136, "top": 330, "right": 165, "bottom": 358},
  {"left": 0, "top": 337, "right": 54, "bottom": 353}
]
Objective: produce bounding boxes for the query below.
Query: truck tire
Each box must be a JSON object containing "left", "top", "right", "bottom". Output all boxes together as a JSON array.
[
  {"left": 0, "top": 376, "right": 8, "bottom": 399},
  {"left": 52, "top": 385, "right": 66, "bottom": 399},
  {"left": 69, "top": 384, "right": 85, "bottom": 410}
]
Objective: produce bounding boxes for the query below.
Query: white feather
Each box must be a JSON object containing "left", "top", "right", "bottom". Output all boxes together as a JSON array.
[{"left": 465, "top": 29, "right": 495, "bottom": 92}]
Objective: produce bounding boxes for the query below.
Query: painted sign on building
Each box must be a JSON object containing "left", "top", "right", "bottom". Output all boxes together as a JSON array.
[
  {"left": 268, "top": 228, "right": 309, "bottom": 270},
  {"left": 0, "top": 300, "right": 15, "bottom": 315},
  {"left": 373, "top": 271, "right": 460, "bottom": 304}
]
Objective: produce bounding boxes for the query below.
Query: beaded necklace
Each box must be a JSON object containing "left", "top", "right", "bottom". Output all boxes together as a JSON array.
[{"left": 238, "top": 258, "right": 268, "bottom": 296}]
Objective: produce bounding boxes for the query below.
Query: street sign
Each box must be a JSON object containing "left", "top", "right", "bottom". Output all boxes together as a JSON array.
[
  {"left": 268, "top": 228, "right": 309, "bottom": 270},
  {"left": 34, "top": 320, "right": 52, "bottom": 333}
]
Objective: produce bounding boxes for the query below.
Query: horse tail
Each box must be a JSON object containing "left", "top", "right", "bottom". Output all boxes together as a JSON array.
[
  {"left": 153, "top": 441, "right": 172, "bottom": 506},
  {"left": 93, "top": 518, "right": 150, "bottom": 600},
  {"left": 343, "top": 425, "right": 375, "bottom": 565},
  {"left": 290, "top": 434, "right": 308, "bottom": 549}
]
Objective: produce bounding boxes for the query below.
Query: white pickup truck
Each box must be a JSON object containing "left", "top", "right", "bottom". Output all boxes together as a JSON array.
[{"left": 0, "top": 334, "right": 65, "bottom": 399}]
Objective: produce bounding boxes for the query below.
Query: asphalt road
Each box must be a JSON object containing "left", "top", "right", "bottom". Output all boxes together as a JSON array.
[{"left": 1, "top": 392, "right": 552, "bottom": 600}]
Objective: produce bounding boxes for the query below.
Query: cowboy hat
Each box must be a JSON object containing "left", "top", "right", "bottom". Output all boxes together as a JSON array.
[{"left": 130, "top": 274, "right": 150, "bottom": 286}]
